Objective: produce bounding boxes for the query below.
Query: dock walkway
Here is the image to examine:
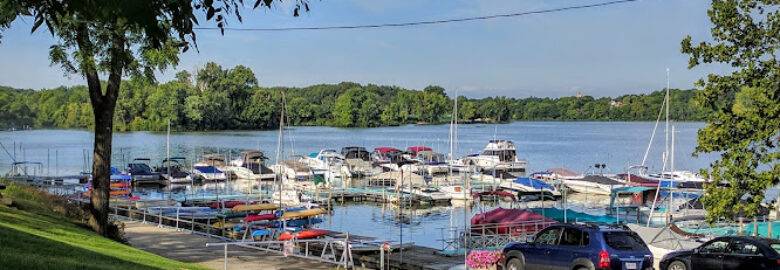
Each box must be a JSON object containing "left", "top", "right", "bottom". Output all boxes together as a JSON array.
[{"left": 123, "top": 220, "right": 335, "bottom": 270}]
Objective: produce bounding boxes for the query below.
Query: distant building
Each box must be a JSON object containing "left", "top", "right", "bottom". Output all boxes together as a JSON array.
[
  {"left": 610, "top": 100, "right": 627, "bottom": 107},
  {"left": 576, "top": 92, "right": 583, "bottom": 98}
]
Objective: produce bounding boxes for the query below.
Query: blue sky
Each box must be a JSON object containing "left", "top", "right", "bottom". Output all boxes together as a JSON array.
[{"left": 0, "top": 0, "right": 730, "bottom": 98}]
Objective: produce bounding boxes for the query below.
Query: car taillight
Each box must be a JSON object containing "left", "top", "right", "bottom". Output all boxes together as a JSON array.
[
  {"left": 776, "top": 259, "right": 780, "bottom": 265},
  {"left": 598, "top": 250, "right": 610, "bottom": 268}
]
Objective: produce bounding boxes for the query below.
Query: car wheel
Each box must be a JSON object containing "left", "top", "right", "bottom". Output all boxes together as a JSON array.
[
  {"left": 668, "top": 260, "right": 687, "bottom": 270},
  {"left": 505, "top": 258, "right": 523, "bottom": 270}
]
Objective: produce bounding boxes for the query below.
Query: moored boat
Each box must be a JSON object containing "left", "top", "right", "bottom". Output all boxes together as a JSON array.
[
  {"left": 127, "top": 158, "right": 163, "bottom": 185},
  {"left": 155, "top": 157, "right": 192, "bottom": 184},
  {"left": 462, "top": 140, "right": 527, "bottom": 175},
  {"left": 227, "top": 151, "right": 275, "bottom": 181}
]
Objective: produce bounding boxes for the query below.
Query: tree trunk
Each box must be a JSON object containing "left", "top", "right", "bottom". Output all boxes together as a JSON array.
[
  {"left": 78, "top": 24, "right": 123, "bottom": 236},
  {"left": 88, "top": 103, "right": 114, "bottom": 235}
]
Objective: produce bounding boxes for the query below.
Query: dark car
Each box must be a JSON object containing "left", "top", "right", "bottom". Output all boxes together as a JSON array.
[
  {"left": 660, "top": 236, "right": 780, "bottom": 270},
  {"left": 501, "top": 223, "right": 653, "bottom": 270}
]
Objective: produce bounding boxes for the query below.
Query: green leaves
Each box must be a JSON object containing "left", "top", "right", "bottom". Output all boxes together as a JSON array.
[{"left": 684, "top": 0, "right": 780, "bottom": 222}]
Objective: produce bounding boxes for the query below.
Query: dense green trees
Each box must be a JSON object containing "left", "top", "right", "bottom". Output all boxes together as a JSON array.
[{"left": 0, "top": 63, "right": 709, "bottom": 131}]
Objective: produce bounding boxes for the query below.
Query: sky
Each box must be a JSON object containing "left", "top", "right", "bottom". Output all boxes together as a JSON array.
[{"left": 0, "top": 0, "right": 732, "bottom": 98}]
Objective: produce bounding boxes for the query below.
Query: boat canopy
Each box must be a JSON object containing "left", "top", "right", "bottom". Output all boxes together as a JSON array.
[
  {"left": 580, "top": 175, "right": 623, "bottom": 185},
  {"left": 241, "top": 150, "right": 268, "bottom": 160},
  {"left": 547, "top": 168, "right": 581, "bottom": 177},
  {"left": 407, "top": 146, "right": 432, "bottom": 155},
  {"left": 342, "top": 146, "right": 370, "bottom": 160},
  {"left": 513, "top": 177, "right": 555, "bottom": 191},
  {"left": 374, "top": 147, "right": 402, "bottom": 154},
  {"left": 416, "top": 151, "right": 445, "bottom": 163}
]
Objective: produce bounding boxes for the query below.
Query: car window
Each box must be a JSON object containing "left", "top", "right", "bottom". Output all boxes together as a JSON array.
[
  {"left": 534, "top": 227, "right": 561, "bottom": 245},
  {"left": 771, "top": 244, "right": 780, "bottom": 255},
  {"left": 560, "top": 228, "right": 582, "bottom": 246},
  {"left": 582, "top": 231, "right": 590, "bottom": 246},
  {"left": 700, "top": 240, "right": 729, "bottom": 254},
  {"left": 603, "top": 231, "right": 649, "bottom": 251},
  {"left": 728, "top": 240, "right": 761, "bottom": 255}
]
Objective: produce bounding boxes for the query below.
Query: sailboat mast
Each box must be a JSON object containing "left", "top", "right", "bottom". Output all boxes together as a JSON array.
[
  {"left": 276, "top": 92, "right": 286, "bottom": 208},
  {"left": 664, "top": 68, "right": 670, "bottom": 171}
]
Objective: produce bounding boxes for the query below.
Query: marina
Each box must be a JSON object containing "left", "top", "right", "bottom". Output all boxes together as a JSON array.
[{"left": 3, "top": 121, "right": 770, "bottom": 269}]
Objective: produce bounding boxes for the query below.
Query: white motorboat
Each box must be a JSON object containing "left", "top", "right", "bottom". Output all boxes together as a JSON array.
[
  {"left": 562, "top": 175, "right": 624, "bottom": 195},
  {"left": 407, "top": 149, "right": 450, "bottom": 176},
  {"left": 299, "top": 149, "right": 345, "bottom": 181},
  {"left": 273, "top": 160, "right": 314, "bottom": 182},
  {"left": 499, "top": 177, "right": 561, "bottom": 198},
  {"left": 401, "top": 186, "right": 451, "bottom": 202},
  {"left": 191, "top": 165, "right": 227, "bottom": 182},
  {"left": 227, "top": 151, "right": 276, "bottom": 181},
  {"left": 372, "top": 147, "right": 415, "bottom": 171},
  {"left": 340, "top": 146, "right": 379, "bottom": 177},
  {"left": 462, "top": 140, "right": 527, "bottom": 175},
  {"left": 155, "top": 157, "right": 192, "bottom": 184},
  {"left": 271, "top": 189, "right": 314, "bottom": 205},
  {"left": 439, "top": 185, "right": 470, "bottom": 200}
]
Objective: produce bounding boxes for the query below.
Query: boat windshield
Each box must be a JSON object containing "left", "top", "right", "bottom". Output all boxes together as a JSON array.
[{"left": 129, "top": 163, "right": 152, "bottom": 172}]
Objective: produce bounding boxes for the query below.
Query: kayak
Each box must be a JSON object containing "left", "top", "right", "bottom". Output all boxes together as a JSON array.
[
  {"left": 210, "top": 201, "right": 246, "bottom": 209},
  {"left": 110, "top": 190, "right": 131, "bottom": 196},
  {"left": 278, "top": 229, "right": 328, "bottom": 240},
  {"left": 280, "top": 208, "right": 327, "bottom": 219},
  {"left": 245, "top": 214, "right": 278, "bottom": 222},
  {"left": 110, "top": 182, "right": 131, "bottom": 188},
  {"left": 212, "top": 221, "right": 241, "bottom": 228},
  {"left": 252, "top": 229, "right": 274, "bottom": 238},
  {"left": 274, "top": 218, "right": 323, "bottom": 228},
  {"left": 232, "top": 203, "right": 277, "bottom": 212}
]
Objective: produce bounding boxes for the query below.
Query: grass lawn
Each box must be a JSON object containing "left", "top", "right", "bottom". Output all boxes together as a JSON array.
[{"left": 0, "top": 181, "right": 209, "bottom": 270}]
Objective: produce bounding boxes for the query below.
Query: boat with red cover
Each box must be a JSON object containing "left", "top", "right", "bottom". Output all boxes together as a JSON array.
[
  {"left": 244, "top": 214, "right": 278, "bottom": 222},
  {"left": 470, "top": 207, "right": 556, "bottom": 235}
]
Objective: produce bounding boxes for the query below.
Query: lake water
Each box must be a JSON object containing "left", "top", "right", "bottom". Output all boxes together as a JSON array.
[{"left": 0, "top": 121, "right": 719, "bottom": 248}]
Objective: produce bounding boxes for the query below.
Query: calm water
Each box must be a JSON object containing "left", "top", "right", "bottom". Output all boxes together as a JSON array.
[{"left": 0, "top": 121, "right": 719, "bottom": 248}]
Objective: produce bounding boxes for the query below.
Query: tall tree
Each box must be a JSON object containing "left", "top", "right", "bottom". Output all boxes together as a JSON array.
[
  {"left": 0, "top": 0, "right": 304, "bottom": 235},
  {"left": 682, "top": 0, "right": 780, "bottom": 222}
]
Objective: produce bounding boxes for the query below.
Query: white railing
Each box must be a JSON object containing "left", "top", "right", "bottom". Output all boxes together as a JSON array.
[{"left": 205, "top": 238, "right": 355, "bottom": 270}]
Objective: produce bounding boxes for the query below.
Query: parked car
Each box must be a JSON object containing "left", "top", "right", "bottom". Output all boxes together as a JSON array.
[
  {"left": 501, "top": 223, "right": 653, "bottom": 270},
  {"left": 660, "top": 236, "right": 780, "bottom": 270}
]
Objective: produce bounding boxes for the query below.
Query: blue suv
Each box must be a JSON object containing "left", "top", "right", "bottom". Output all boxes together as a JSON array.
[{"left": 501, "top": 223, "right": 653, "bottom": 270}]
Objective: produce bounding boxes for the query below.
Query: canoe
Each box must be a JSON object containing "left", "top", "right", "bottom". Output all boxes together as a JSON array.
[
  {"left": 278, "top": 229, "right": 328, "bottom": 240},
  {"left": 210, "top": 201, "right": 246, "bottom": 209},
  {"left": 110, "top": 190, "right": 131, "bottom": 196},
  {"left": 280, "top": 208, "right": 327, "bottom": 219},
  {"left": 245, "top": 214, "right": 278, "bottom": 222},
  {"left": 232, "top": 203, "right": 277, "bottom": 212},
  {"left": 212, "top": 221, "right": 241, "bottom": 228}
]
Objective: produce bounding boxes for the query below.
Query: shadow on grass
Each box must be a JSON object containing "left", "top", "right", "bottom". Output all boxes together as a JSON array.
[{"left": 0, "top": 223, "right": 164, "bottom": 270}]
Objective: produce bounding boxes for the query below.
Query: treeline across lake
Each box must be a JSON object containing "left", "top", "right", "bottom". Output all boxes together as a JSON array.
[{"left": 0, "top": 62, "right": 708, "bottom": 131}]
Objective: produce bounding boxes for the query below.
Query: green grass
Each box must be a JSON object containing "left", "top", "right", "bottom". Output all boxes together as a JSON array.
[{"left": 0, "top": 181, "right": 209, "bottom": 270}]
